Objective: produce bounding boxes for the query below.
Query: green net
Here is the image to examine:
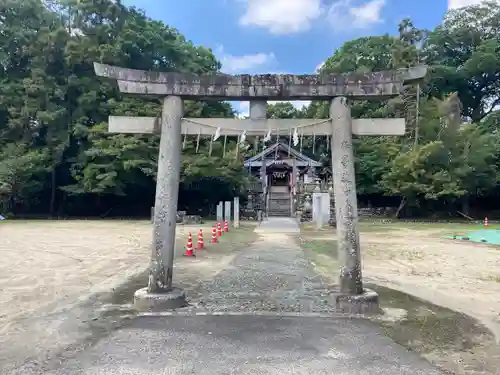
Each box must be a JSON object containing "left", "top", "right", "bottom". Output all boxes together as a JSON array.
[{"left": 442, "top": 229, "right": 500, "bottom": 245}]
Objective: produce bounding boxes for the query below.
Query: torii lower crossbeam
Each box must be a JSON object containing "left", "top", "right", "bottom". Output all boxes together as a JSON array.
[{"left": 107, "top": 116, "right": 406, "bottom": 136}]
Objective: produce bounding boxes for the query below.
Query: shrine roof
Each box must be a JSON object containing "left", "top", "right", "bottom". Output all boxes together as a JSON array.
[{"left": 244, "top": 142, "right": 321, "bottom": 168}]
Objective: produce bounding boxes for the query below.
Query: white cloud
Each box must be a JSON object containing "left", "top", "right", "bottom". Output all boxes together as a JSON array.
[
  {"left": 238, "top": 0, "right": 385, "bottom": 34},
  {"left": 448, "top": 0, "right": 486, "bottom": 9},
  {"left": 315, "top": 61, "right": 325, "bottom": 72},
  {"left": 239, "top": 0, "right": 323, "bottom": 34},
  {"left": 328, "top": 0, "right": 385, "bottom": 30},
  {"left": 216, "top": 46, "right": 276, "bottom": 73},
  {"left": 274, "top": 100, "right": 311, "bottom": 109}
]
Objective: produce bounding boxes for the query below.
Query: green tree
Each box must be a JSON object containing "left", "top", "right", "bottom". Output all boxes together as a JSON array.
[{"left": 425, "top": 1, "right": 500, "bottom": 122}]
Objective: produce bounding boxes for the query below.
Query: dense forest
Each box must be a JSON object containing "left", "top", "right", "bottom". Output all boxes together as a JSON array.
[{"left": 1, "top": 0, "right": 499, "bottom": 218}]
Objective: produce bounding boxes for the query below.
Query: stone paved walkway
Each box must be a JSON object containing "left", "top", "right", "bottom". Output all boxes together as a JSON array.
[
  {"left": 193, "top": 230, "right": 338, "bottom": 313},
  {"left": 255, "top": 217, "right": 300, "bottom": 233},
  {"left": 37, "top": 224, "right": 446, "bottom": 375}
]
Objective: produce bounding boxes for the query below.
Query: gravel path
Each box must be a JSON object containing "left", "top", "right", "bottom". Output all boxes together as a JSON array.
[
  {"left": 38, "top": 225, "right": 446, "bottom": 375},
  {"left": 188, "top": 231, "right": 340, "bottom": 314}
]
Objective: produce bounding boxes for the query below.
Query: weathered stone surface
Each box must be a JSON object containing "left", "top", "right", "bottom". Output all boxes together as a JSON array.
[
  {"left": 108, "top": 116, "right": 405, "bottom": 136},
  {"left": 224, "top": 201, "right": 232, "bottom": 222},
  {"left": 150, "top": 207, "right": 184, "bottom": 223},
  {"left": 296, "top": 193, "right": 313, "bottom": 222},
  {"left": 336, "top": 289, "right": 380, "bottom": 314},
  {"left": 330, "top": 97, "right": 363, "bottom": 295},
  {"left": 182, "top": 215, "right": 202, "bottom": 224},
  {"left": 148, "top": 96, "right": 183, "bottom": 293},
  {"left": 329, "top": 193, "right": 337, "bottom": 227},
  {"left": 134, "top": 287, "right": 186, "bottom": 312},
  {"left": 312, "top": 192, "right": 330, "bottom": 229},
  {"left": 94, "top": 63, "right": 427, "bottom": 100},
  {"left": 233, "top": 197, "right": 240, "bottom": 228},
  {"left": 216, "top": 202, "right": 223, "bottom": 221}
]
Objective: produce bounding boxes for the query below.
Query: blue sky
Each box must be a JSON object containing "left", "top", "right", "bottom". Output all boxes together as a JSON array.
[{"left": 122, "top": 0, "right": 484, "bottom": 116}]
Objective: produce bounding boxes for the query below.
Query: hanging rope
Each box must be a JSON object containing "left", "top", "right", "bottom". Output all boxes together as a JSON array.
[
  {"left": 195, "top": 130, "right": 201, "bottom": 153},
  {"left": 300, "top": 129, "right": 303, "bottom": 153},
  {"left": 182, "top": 118, "right": 330, "bottom": 135},
  {"left": 288, "top": 127, "right": 292, "bottom": 157},
  {"left": 182, "top": 126, "right": 188, "bottom": 149},
  {"left": 275, "top": 127, "right": 279, "bottom": 159}
]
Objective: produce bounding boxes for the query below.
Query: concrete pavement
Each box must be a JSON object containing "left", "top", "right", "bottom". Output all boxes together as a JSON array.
[
  {"left": 46, "top": 315, "right": 445, "bottom": 374},
  {"left": 8, "top": 219, "right": 447, "bottom": 374}
]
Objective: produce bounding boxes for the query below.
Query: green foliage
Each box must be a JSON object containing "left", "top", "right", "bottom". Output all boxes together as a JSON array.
[
  {"left": 0, "top": 0, "right": 246, "bottom": 215},
  {"left": 425, "top": 1, "right": 500, "bottom": 121},
  {"left": 1, "top": 0, "right": 500, "bottom": 217},
  {"left": 0, "top": 143, "right": 50, "bottom": 211}
]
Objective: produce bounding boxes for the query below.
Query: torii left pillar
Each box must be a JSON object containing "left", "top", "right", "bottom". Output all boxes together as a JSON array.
[{"left": 134, "top": 95, "right": 187, "bottom": 311}]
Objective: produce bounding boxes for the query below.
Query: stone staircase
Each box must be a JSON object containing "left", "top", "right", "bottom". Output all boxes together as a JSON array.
[{"left": 267, "top": 186, "right": 291, "bottom": 217}]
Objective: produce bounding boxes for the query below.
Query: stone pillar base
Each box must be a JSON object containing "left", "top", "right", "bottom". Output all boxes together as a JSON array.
[
  {"left": 335, "top": 288, "right": 380, "bottom": 314},
  {"left": 134, "top": 287, "right": 186, "bottom": 312}
]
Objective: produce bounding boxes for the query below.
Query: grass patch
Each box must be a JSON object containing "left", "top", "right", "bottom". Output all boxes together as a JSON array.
[
  {"left": 359, "top": 222, "right": 404, "bottom": 232},
  {"left": 203, "top": 225, "right": 258, "bottom": 254},
  {"left": 300, "top": 223, "right": 333, "bottom": 233},
  {"left": 300, "top": 239, "right": 338, "bottom": 257},
  {"left": 481, "top": 275, "right": 500, "bottom": 283},
  {"left": 302, "top": 220, "right": 500, "bottom": 237}
]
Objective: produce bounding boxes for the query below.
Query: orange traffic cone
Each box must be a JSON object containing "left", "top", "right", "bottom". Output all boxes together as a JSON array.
[
  {"left": 217, "top": 222, "right": 222, "bottom": 237},
  {"left": 183, "top": 232, "right": 195, "bottom": 257},
  {"left": 224, "top": 220, "right": 229, "bottom": 232},
  {"left": 211, "top": 226, "right": 218, "bottom": 244},
  {"left": 197, "top": 229, "right": 204, "bottom": 249},
  {"left": 484, "top": 217, "right": 489, "bottom": 227}
]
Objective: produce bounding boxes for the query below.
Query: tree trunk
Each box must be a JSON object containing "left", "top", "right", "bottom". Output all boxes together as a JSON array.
[
  {"left": 58, "top": 191, "right": 67, "bottom": 217},
  {"left": 461, "top": 195, "right": 470, "bottom": 216},
  {"left": 49, "top": 168, "right": 57, "bottom": 217},
  {"left": 395, "top": 196, "right": 407, "bottom": 218}
]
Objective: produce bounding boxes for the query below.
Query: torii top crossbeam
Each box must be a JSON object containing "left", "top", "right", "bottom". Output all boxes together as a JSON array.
[{"left": 94, "top": 63, "right": 428, "bottom": 100}]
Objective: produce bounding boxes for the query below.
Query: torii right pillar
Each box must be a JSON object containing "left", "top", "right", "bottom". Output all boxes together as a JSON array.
[{"left": 330, "top": 97, "right": 379, "bottom": 313}]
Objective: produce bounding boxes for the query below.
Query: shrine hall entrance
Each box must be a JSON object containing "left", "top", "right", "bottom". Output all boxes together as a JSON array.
[
  {"left": 266, "top": 161, "right": 292, "bottom": 217},
  {"left": 244, "top": 142, "right": 322, "bottom": 218},
  {"left": 269, "top": 162, "right": 291, "bottom": 187}
]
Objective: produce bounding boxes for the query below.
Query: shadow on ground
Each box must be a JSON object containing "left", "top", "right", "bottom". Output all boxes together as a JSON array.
[
  {"left": 6, "top": 225, "right": 259, "bottom": 375},
  {"left": 299, "top": 231, "right": 500, "bottom": 375},
  {"left": 368, "top": 284, "right": 500, "bottom": 374}
]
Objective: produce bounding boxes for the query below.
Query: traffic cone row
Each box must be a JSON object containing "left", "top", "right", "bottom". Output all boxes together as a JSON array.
[
  {"left": 211, "top": 227, "right": 218, "bottom": 244},
  {"left": 197, "top": 229, "right": 204, "bottom": 249},
  {"left": 183, "top": 221, "right": 231, "bottom": 258},
  {"left": 183, "top": 232, "right": 195, "bottom": 257}
]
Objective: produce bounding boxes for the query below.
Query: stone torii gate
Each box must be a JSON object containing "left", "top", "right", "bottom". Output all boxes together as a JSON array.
[{"left": 94, "top": 63, "right": 427, "bottom": 312}]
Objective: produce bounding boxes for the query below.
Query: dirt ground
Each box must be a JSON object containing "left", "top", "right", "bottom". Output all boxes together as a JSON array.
[
  {"left": 301, "top": 223, "right": 500, "bottom": 374},
  {"left": 363, "top": 228, "right": 500, "bottom": 337},
  {"left": 3, "top": 219, "right": 500, "bottom": 374},
  {"left": 0, "top": 220, "right": 257, "bottom": 374}
]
